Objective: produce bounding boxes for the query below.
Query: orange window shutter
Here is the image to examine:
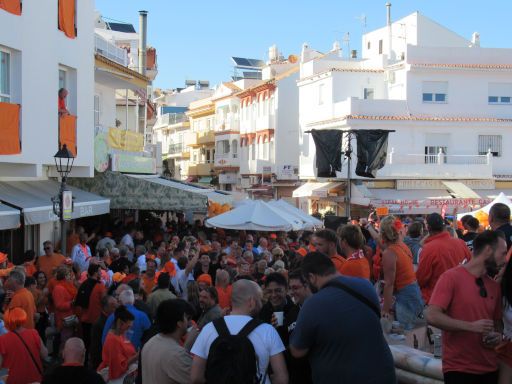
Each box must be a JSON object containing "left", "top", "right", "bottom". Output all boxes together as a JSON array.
[
  {"left": 59, "top": 115, "right": 77, "bottom": 156},
  {"left": 58, "top": 0, "right": 76, "bottom": 39},
  {"left": 0, "top": 0, "right": 21, "bottom": 15},
  {"left": 0, "top": 102, "right": 21, "bottom": 155}
]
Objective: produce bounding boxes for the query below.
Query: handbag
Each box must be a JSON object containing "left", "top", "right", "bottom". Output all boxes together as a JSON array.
[
  {"left": 62, "top": 314, "right": 79, "bottom": 328},
  {"left": 12, "top": 330, "right": 42, "bottom": 375}
]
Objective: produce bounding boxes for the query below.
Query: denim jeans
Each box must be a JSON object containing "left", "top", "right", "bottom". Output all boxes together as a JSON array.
[{"left": 394, "top": 282, "right": 424, "bottom": 330}]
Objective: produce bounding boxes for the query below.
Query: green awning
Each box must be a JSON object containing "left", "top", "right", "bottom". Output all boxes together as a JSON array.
[{"left": 68, "top": 171, "right": 207, "bottom": 212}]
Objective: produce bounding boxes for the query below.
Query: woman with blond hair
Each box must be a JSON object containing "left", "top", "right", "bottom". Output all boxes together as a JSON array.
[
  {"left": 380, "top": 215, "right": 424, "bottom": 329},
  {"left": 0, "top": 307, "right": 48, "bottom": 384}
]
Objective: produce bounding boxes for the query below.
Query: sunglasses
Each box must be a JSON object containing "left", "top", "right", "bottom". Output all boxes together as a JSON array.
[{"left": 475, "top": 278, "right": 488, "bottom": 298}]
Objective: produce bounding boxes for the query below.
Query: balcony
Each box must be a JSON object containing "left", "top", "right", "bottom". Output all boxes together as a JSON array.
[
  {"left": 215, "top": 152, "right": 239, "bottom": 168},
  {"left": 197, "top": 130, "right": 215, "bottom": 145},
  {"left": 187, "top": 163, "right": 214, "bottom": 176},
  {"left": 94, "top": 33, "right": 128, "bottom": 67},
  {"left": 255, "top": 114, "right": 275, "bottom": 131},
  {"left": 216, "top": 117, "right": 240, "bottom": 132},
  {"left": 377, "top": 149, "right": 494, "bottom": 179},
  {"left": 168, "top": 143, "right": 190, "bottom": 158},
  {"left": 184, "top": 132, "right": 199, "bottom": 147},
  {"left": 158, "top": 113, "right": 189, "bottom": 128}
]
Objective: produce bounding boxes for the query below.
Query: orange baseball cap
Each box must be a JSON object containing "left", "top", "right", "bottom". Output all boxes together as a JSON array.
[
  {"left": 197, "top": 274, "right": 212, "bottom": 286},
  {"left": 163, "top": 261, "right": 177, "bottom": 277}
]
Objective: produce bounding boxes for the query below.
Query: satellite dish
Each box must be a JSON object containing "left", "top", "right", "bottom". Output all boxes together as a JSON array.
[{"left": 288, "top": 54, "right": 298, "bottom": 63}]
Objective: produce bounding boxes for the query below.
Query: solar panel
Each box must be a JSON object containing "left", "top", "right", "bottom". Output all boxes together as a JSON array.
[
  {"left": 106, "top": 22, "right": 136, "bottom": 33},
  {"left": 231, "top": 57, "right": 265, "bottom": 69}
]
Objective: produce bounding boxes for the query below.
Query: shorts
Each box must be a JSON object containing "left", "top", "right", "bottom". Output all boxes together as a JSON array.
[{"left": 394, "top": 282, "right": 424, "bottom": 330}]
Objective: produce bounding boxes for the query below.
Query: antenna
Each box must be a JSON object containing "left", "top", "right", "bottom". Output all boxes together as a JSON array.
[
  {"left": 343, "top": 32, "right": 350, "bottom": 59},
  {"left": 355, "top": 14, "right": 367, "bottom": 33}
]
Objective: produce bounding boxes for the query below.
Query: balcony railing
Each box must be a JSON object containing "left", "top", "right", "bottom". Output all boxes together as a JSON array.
[
  {"left": 168, "top": 143, "right": 184, "bottom": 154},
  {"left": 160, "top": 113, "right": 188, "bottom": 126},
  {"left": 94, "top": 33, "right": 128, "bottom": 67},
  {"left": 388, "top": 149, "right": 492, "bottom": 166}
]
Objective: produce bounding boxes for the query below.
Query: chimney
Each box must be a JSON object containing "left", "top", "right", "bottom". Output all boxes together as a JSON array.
[
  {"left": 471, "top": 32, "right": 480, "bottom": 47},
  {"left": 138, "top": 10, "right": 148, "bottom": 76},
  {"left": 351, "top": 50, "right": 357, "bottom": 59},
  {"left": 386, "top": 3, "right": 393, "bottom": 60}
]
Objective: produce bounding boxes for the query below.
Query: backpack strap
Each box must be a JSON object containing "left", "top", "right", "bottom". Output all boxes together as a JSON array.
[
  {"left": 238, "top": 318, "right": 263, "bottom": 338},
  {"left": 323, "top": 279, "right": 381, "bottom": 319},
  {"left": 212, "top": 317, "right": 231, "bottom": 338}
]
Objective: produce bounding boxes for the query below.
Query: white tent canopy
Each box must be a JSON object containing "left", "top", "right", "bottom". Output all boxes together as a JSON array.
[
  {"left": 205, "top": 200, "right": 305, "bottom": 231},
  {"left": 456, "top": 192, "right": 512, "bottom": 221},
  {"left": 267, "top": 200, "right": 323, "bottom": 230}
]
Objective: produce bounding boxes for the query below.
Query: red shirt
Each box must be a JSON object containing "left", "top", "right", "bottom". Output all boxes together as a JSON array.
[
  {"left": 416, "top": 232, "right": 472, "bottom": 303},
  {"left": 430, "top": 266, "right": 501, "bottom": 374},
  {"left": 79, "top": 282, "right": 106, "bottom": 324},
  {"left": 98, "top": 333, "right": 136, "bottom": 380},
  {"left": 0, "top": 329, "right": 42, "bottom": 384},
  {"left": 216, "top": 285, "right": 232, "bottom": 309}
]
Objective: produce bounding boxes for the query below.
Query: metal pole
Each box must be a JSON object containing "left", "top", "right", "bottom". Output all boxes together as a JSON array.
[
  {"left": 60, "top": 176, "right": 67, "bottom": 256},
  {"left": 345, "top": 132, "right": 352, "bottom": 219}
]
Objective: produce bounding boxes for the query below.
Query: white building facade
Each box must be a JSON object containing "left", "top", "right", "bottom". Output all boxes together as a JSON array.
[{"left": 296, "top": 11, "right": 512, "bottom": 217}]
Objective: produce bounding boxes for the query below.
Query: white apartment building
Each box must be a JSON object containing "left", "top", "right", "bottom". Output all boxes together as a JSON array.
[
  {"left": 0, "top": 0, "right": 110, "bottom": 259},
  {"left": 296, "top": 10, "right": 512, "bottom": 217}
]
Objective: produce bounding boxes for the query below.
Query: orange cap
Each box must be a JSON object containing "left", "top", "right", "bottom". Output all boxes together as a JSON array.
[
  {"left": 197, "top": 273, "right": 212, "bottom": 286},
  {"left": 163, "top": 261, "right": 176, "bottom": 277}
]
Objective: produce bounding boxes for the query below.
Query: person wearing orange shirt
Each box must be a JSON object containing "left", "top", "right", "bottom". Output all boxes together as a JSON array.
[
  {"left": 58, "top": 88, "right": 69, "bottom": 117},
  {"left": 37, "top": 241, "right": 66, "bottom": 279},
  {"left": 215, "top": 269, "right": 232, "bottom": 311},
  {"left": 5, "top": 269, "right": 37, "bottom": 329},
  {"left": 141, "top": 259, "right": 157, "bottom": 296},
  {"left": 380, "top": 216, "right": 424, "bottom": 330},
  {"left": 75, "top": 264, "right": 106, "bottom": 367},
  {"left": 313, "top": 229, "right": 346, "bottom": 273},
  {"left": 52, "top": 266, "right": 78, "bottom": 354},
  {"left": 23, "top": 250, "right": 37, "bottom": 277},
  {"left": 338, "top": 225, "right": 371, "bottom": 280},
  {"left": 0, "top": 252, "right": 14, "bottom": 280},
  {"left": 417, "top": 213, "right": 472, "bottom": 304}
]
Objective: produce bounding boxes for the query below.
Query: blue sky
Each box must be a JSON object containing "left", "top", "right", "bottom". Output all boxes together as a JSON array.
[{"left": 95, "top": 0, "right": 512, "bottom": 90}]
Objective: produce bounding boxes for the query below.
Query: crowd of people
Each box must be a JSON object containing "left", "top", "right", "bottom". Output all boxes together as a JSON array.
[{"left": 0, "top": 203, "right": 511, "bottom": 383}]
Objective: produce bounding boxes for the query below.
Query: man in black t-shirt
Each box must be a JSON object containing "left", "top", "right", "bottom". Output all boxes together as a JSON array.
[
  {"left": 460, "top": 216, "right": 479, "bottom": 251},
  {"left": 490, "top": 203, "right": 512, "bottom": 249},
  {"left": 42, "top": 338, "right": 105, "bottom": 384}
]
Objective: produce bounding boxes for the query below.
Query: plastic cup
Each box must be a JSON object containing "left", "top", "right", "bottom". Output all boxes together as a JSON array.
[{"left": 273, "top": 311, "right": 284, "bottom": 326}]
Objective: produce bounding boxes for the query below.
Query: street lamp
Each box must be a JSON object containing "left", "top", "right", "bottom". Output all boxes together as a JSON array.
[{"left": 52, "top": 144, "right": 75, "bottom": 256}]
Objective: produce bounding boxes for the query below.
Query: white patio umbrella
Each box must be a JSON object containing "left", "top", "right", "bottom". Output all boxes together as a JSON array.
[
  {"left": 267, "top": 199, "right": 323, "bottom": 230},
  {"left": 205, "top": 200, "right": 304, "bottom": 231},
  {"left": 456, "top": 192, "right": 512, "bottom": 221}
]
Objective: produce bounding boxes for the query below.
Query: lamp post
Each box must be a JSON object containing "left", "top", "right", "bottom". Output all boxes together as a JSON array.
[{"left": 52, "top": 144, "right": 75, "bottom": 256}]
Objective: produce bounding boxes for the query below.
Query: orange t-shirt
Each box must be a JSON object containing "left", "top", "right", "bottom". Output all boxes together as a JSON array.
[
  {"left": 216, "top": 285, "right": 232, "bottom": 310},
  {"left": 387, "top": 242, "right": 417, "bottom": 292},
  {"left": 142, "top": 274, "right": 156, "bottom": 296},
  {"left": 98, "top": 333, "right": 137, "bottom": 380},
  {"left": 331, "top": 254, "right": 346, "bottom": 274},
  {"left": 9, "top": 288, "right": 36, "bottom": 329},
  {"left": 36, "top": 253, "right": 66, "bottom": 279},
  {"left": 340, "top": 251, "right": 371, "bottom": 280},
  {"left": 58, "top": 97, "right": 66, "bottom": 111}
]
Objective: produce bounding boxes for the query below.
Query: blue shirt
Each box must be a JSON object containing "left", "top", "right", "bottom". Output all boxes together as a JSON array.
[
  {"left": 290, "top": 276, "right": 396, "bottom": 384},
  {"left": 101, "top": 304, "right": 150, "bottom": 350}
]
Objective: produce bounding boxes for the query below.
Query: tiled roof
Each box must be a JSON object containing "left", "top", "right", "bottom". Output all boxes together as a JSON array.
[
  {"left": 411, "top": 63, "right": 512, "bottom": 70},
  {"left": 307, "top": 114, "right": 512, "bottom": 126},
  {"left": 331, "top": 68, "right": 384, "bottom": 73}
]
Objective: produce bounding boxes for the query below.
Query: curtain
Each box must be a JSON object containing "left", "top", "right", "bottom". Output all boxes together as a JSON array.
[
  {"left": 58, "top": 0, "right": 76, "bottom": 39},
  {"left": 0, "top": 102, "right": 21, "bottom": 154},
  {"left": 0, "top": 0, "right": 21, "bottom": 15},
  {"left": 354, "top": 130, "right": 389, "bottom": 178},
  {"left": 59, "top": 115, "right": 77, "bottom": 156},
  {"left": 311, "top": 129, "right": 343, "bottom": 177}
]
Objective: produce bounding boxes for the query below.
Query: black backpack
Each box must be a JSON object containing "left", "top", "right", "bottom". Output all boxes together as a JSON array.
[{"left": 205, "top": 317, "right": 263, "bottom": 384}]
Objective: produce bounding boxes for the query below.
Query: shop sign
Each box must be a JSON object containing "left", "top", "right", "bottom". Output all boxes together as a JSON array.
[
  {"left": 375, "top": 207, "right": 389, "bottom": 216},
  {"left": 62, "top": 190, "right": 73, "bottom": 221},
  {"left": 111, "top": 154, "right": 156, "bottom": 174},
  {"left": 94, "top": 132, "right": 109, "bottom": 172}
]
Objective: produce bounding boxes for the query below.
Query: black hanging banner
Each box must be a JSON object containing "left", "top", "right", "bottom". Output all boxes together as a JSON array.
[
  {"left": 311, "top": 129, "right": 343, "bottom": 178},
  {"left": 354, "top": 130, "right": 389, "bottom": 178}
]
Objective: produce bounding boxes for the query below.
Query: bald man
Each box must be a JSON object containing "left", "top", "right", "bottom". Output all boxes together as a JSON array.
[
  {"left": 191, "top": 279, "right": 289, "bottom": 384},
  {"left": 41, "top": 338, "right": 105, "bottom": 384}
]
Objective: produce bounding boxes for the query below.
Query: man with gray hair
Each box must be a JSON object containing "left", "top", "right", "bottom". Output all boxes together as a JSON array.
[
  {"left": 101, "top": 288, "right": 150, "bottom": 349},
  {"left": 109, "top": 246, "right": 131, "bottom": 274},
  {"left": 41, "top": 338, "right": 104, "bottom": 383},
  {"left": 6, "top": 269, "right": 36, "bottom": 329},
  {"left": 191, "top": 279, "right": 289, "bottom": 384}
]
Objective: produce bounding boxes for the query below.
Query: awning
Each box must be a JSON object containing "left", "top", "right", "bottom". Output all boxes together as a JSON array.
[
  {"left": 128, "top": 175, "right": 233, "bottom": 206},
  {"left": 441, "top": 181, "right": 480, "bottom": 198},
  {"left": 0, "top": 180, "right": 110, "bottom": 225},
  {"left": 68, "top": 171, "right": 208, "bottom": 211},
  {"left": 0, "top": 204, "right": 20, "bottom": 230},
  {"left": 292, "top": 181, "right": 345, "bottom": 198}
]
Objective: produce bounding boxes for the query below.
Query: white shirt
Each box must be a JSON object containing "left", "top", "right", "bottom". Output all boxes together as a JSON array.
[
  {"left": 137, "top": 254, "right": 147, "bottom": 272},
  {"left": 120, "top": 234, "right": 134, "bottom": 249},
  {"left": 191, "top": 315, "right": 285, "bottom": 384}
]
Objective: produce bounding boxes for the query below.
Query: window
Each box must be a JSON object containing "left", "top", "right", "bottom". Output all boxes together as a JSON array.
[
  {"left": 0, "top": 50, "right": 10, "bottom": 102},
  {"left": 232, "top": 140, "right": 238, "bottom": 158},
  {"left": 318, "top": 84, "right": 324, "bottom": 105},
  {"left": 94, "top": 95, "right": 100, "bottom": 127},
  {"left": 251, "top": 143, "right": 255, "bottom": 160},
  {"left": 262, "top": 136, "right": 268, "bottom": 160},
  {"left": 488, "top": 83, "right": 512, "bottom": 104},
  {"left": 217, "top": 140, "right": 230, "bottom": 155},
  {"left": 422, "top": 81, "right": 448, "bottom": 103},
  {"left": 424, "top": 146, "right": 447, "bottom": 164},
  {"left": 363, "top": 88, "right": 374, "bottom": 100},
  {"left": 479, "top": 135, "right": 502, "bottom": 157},
  {"left": 378, "top": 40, "right": 383, "bottom": 54},
  {"left": 367, "top": 41, "right": 371, "bottom": 50}
]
